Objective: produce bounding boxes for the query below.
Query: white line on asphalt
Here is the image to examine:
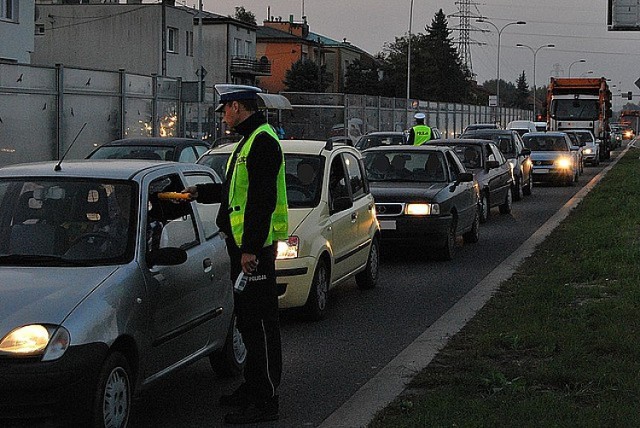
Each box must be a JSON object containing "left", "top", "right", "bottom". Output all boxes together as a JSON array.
[{"left": 319, "top": 145, "right": 631, "bottom": 428}]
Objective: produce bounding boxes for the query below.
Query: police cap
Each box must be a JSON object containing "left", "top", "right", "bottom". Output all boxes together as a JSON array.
[
  {"left": 214, "top": 84, "right": 263, "bottom": 112},
  {"left": 414, "top": 112, "right": 426, "bottom": 120}
]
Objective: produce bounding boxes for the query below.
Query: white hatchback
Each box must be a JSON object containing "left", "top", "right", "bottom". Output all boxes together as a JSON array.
[{"left": 199, "top": 140, "right": 381, "bottom": 320}]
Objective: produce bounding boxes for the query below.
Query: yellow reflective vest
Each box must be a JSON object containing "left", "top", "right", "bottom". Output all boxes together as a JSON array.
[
  {"left": 412, "top": 124, "right": 432, "bottom": 146},
  {"left": 226, "top": 123, "right": 289, "bottom": 248}
]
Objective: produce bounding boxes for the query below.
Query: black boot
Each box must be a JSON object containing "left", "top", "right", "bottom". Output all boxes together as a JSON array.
[
  {"left": 219, "top": 385, "right": 251, "bottom": 407},
  {"left": 224, "top": 396, "right": 279, "bottom": 424}
]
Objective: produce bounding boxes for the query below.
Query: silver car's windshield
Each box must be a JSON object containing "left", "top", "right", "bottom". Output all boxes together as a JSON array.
[
  {"left": 364, "top": 151, "right": 447, "bottom": 183},
  {"left": 523, "top": 136, "right": 568, "bottom": 151},
  {"left": 0, "top": 179, "right": 136, "bottom": 266}
]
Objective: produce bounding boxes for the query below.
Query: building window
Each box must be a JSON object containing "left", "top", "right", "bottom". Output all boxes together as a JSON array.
[
  {"left": 244, "top": 40, "right": 252, "bottom": 56},
  {"left": 186, "top": 30, "right": 194, "bottom": 57},
  {"left": 233, "top": 38, "right": 242, "bottom": 56},
  {"left": 1, "top": 0, "right": 16, "bottom": 22},
  {"left": 167, "top": 27, "right": 178, "bottom": 53}
]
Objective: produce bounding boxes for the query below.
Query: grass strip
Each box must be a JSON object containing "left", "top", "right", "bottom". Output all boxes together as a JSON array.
[{"left": 370, "top": 149, "right": 640, "bottom": 427}]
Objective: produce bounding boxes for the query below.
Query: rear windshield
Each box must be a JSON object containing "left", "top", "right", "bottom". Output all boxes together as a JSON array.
[
  {"left": 363, "top": 151, "right": 447, "bottom": 183},
  {"left": 89, "top": 145, "right": 172, "bottom": 161},
  {"left": 355, "top": 134, "right": 406, "bottom": 151}
]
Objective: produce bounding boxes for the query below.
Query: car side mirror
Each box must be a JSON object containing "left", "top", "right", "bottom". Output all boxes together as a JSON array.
[
  {"left": 570, "top": 146, "right": 579, "bottom": 151},
  {"left": 520, "top": 148, "right": 531, "bottom": 156},
  {"left": 456, "top": 172, "right": 474, "bottom": 183},
  {"left": 331, "top": 196, "right": 353, "bottom": 214},
  {"left": 147, "top": 247, "right": 188, "bottom": 267},
  {"left": 486, "top": 160, "right": 499, "bottom": 169}
]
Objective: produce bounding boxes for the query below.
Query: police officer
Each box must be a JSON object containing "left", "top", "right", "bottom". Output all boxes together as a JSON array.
[
  {"left": 408, "top": 112, "right": 432, "bottom": 146},
  {"left": 183, "top": 84, "right": 288, "bottom": 424}
]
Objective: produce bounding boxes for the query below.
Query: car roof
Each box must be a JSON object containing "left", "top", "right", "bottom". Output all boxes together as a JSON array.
[
  {"left": 0, "top": 159, "right": 213, "bottom": 180},
  {"left": 361, "top": 145, "right": 451, "bottom": 154},
  {"left": 428, "top": 138, "right": 493, "bottom": 146},
  {"left": 462, "top": 129, "right": 513, "bottom": 135},
  {"left": 104, "top": 137, "right": 208, "bottom": 147},
  {"left": 523, "top": 132, "right": 566, "bottom": 137},
  {"left": 362, "top": 131, "right": 405, "bottom": 136},
  {"left": 202, "top": 139, "right": 359, "bottom": 157}
]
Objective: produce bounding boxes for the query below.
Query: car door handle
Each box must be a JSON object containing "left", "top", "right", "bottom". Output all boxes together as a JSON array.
[
  {"left": 203, "top": 258, "right": 212, "bottom": 273},
  {"left": 351, "top": 212, "right": 358, "bottom": 222}
]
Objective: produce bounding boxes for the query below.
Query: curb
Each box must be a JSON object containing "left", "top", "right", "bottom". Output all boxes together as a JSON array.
[{"left": 319, "top": 145, "right": 631, "bottom": 428}]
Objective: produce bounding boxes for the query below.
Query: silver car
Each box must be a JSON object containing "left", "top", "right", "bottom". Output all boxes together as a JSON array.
[
  {"left": 523, "top": 132, "right": 580, "bottom": 186},
  {"left": 0, "top": 160, "right": 245, "bottom": 427}
]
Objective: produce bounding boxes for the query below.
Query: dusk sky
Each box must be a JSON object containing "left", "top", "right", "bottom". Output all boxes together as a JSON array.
[{"left": 202, "top": 0, "right": 640, "bottom": 108}]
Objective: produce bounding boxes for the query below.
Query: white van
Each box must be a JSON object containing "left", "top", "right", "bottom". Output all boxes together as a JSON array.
[{"left": 506, "top": 120, "right": 537, "bottom": 136}]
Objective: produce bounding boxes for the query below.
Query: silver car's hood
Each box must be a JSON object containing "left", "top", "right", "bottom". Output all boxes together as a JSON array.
[{"left": 0, "top": 266, "right": 118, "bottom": 338}]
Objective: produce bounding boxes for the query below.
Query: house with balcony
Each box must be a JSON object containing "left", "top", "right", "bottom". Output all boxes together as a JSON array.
[
  {"left": 183, "top": 9, "right": 270, "bottom": 86},
  {"left": 1, "top": 0, "right": 35, "bottom": 64}
]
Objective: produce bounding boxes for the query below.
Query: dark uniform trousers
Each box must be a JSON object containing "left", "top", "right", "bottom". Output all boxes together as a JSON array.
[{"left": 227, "top": 239, "right": 282, "bottom": 403}]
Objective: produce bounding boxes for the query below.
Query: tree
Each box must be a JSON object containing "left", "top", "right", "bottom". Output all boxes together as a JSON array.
[
  {"left": 515, "top": 71, "right": 530, "bottom": 109},
  {"left": 233, "top": 6, "right": 256, "bottom": 25},
  {"left": 376, "top": 9, "right": 473, "bottom": 103},
  {"left": 344, "top": 58, "right": 380, "bottom": 95},
  {"left": 283, "top": 59, "right": 333, "bottom": 92}
]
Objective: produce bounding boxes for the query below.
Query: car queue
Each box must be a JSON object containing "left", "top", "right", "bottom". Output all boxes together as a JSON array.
[{"left": 0, "top": 118, "right": 610, "bottom": 427}]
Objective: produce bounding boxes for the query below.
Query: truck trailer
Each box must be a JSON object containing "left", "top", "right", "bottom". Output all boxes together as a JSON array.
[{"left": 546, "top": 77, "right": 612, "bottom": 160}]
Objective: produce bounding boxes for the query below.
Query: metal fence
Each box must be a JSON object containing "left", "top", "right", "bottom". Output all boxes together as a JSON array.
[
  {"left": 0, "top": 62, "right": 532, "bottom": 168},
  {"left": 0, "top": 62, "right": 183, "bottom": 167},
  {"left": 280, "top": 92, "right": 533, "bottom": 143}
]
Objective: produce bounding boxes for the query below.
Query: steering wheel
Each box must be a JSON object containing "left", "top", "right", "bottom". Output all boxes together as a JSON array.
[{"left": 73, "top": 231, "right": 111, "bottom": 245}]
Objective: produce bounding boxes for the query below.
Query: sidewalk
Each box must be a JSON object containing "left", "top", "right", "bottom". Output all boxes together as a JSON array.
[{"left": 319, "top": 143, "right": 631, "bottom": 427}]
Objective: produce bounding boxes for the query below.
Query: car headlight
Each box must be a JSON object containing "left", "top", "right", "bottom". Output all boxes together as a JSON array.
[
  {"left": 583, "top": 148, "right": 592, "bottom": 155},
  {"left": 0, "top": 325, "right": 70, "bottom": 360},
  {"left": 277, "top": 236, "right": 299, "bottom": 259},
  {"left": 406, "top": 203, "right": 440, "bottom": 215},
  {"left": 555, "top": 157, "right": 572, "bottom": 169}
]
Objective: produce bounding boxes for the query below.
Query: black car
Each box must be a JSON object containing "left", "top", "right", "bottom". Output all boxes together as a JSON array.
[
  {"left": 427, "top": 139, "right": 514, "bottom": 223},
  {"left": 462, "top": 123, "right": 500, "bottom": 133},
  {"left": 87, "top": 137, "right": 210, "bottom": 163},
  {"left": 459, "top": 129, "right": 532, "bottom": 200},
  {"left": 362, "top": 146, "right": 479, "bottom": 260}
]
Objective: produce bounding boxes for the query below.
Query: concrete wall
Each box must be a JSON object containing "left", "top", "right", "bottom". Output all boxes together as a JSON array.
[
  {"left": 0, "top": 0, "right": 35, "bottom": 63},
  {"left": 32, "top": 4, "right": 193, "bottom": 79}
]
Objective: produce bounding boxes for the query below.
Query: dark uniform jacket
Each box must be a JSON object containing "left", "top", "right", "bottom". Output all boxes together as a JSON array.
[{"left": 197, "top": 112, "right": 283, "bottom": 255}]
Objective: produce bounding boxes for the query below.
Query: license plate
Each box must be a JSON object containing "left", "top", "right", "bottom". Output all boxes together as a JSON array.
[
  {"left": 379, "top": 220, "right": 396, "bottom": 230},
  {"left": 533, "top": 168, "right": 549, "bottom": 174}
]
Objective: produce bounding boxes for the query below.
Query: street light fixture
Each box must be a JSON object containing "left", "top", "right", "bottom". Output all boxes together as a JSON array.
[
  {"left": 580, "top": 70, "right": 594, "bottom": 77},
  {"left": 567, "top": 59, "right": 586, "bottom": 77},
  {"left": 476, "top": 18, "right": 526, "bottom": 124},
  {"left": 516, "top": 43, "right": 555, "bottom": 119},
  {"left": 406, "top": 0, "right": 415, "bottom": 126}
]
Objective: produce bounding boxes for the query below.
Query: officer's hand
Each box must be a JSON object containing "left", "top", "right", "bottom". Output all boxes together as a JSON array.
[{"left": 241, "top": 253, "right": 258, "bottom": 274}]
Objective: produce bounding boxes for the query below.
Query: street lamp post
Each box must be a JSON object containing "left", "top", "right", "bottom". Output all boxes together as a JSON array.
[
  {"left": 477, "top": 18, "right": 526, "bottom": 125},
  {"left": 516, "top": 43, "right": 554, "bottom": 119},
  {"left": 406, "top": 0, "right": 415, "bottom": 127},
  {"left": 567, "top": 59, "right": 586, "bottom": 77}
]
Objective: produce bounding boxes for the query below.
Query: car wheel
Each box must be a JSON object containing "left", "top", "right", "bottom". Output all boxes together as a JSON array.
[
  {"left": 523, "top": 173, "right": 532, "bottom": 196},
  {"left": 479, "top": 192, "right": 490, "bottom": 223},
  {"left": 210, "top": 314, "right": 247, "bottom": 377},
  {"left": 93, "top": 352, "right": 131, "bottom": 428},
  {"left": 512, "top": 176, "right": 523, "bottom": 201},
  {"left": 304, "top": 258, "right": 330, "bottom": 321},
  {"left": 499, "top": 187, "right": 512, "bottom": 214},
  {"left": 356, "top": 237, "right": 380, "bottom": 290},
  {"left": 462, "top": 208, "right": 480, "bottom": 244},
  {"left": 436, "top": 219, "right": 456, "bottom": 261}
]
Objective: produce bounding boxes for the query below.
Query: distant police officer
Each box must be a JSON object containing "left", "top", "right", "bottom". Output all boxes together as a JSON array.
[
  {"left": 408, "top": 112, "right": 432, "bottom": 146},
  {"left": 183, "top": 84, "right": 288, "bottom": 424}
]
